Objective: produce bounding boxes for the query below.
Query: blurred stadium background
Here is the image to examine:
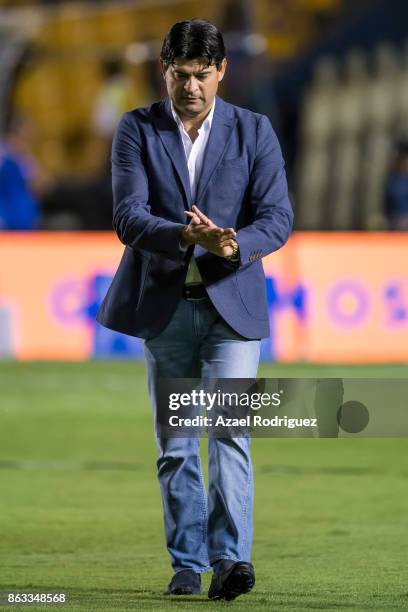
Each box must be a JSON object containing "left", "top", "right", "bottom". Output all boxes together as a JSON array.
[
  {"left": 0, "top": 0, "right": 408, "bottom": 362},
  {"left": 1, "top": 2, "right": 408, "bottom": 609}
]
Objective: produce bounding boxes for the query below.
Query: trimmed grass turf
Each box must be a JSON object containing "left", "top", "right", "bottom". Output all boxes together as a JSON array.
[{"left": 0, "top": 361, "right": 407, "bottom": 611}]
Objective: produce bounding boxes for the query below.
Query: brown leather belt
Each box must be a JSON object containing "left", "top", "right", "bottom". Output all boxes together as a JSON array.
[{"left": 182, "top": 284, "right": 208, "bottom": 300}]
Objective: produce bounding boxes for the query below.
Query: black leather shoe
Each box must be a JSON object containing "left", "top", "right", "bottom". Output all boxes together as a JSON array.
[
  {"left": 165, "top": 569, "right": 201, "bottom": 595},
  {"left": 208, "top": 560, "right": 255, "bottom": 601}
]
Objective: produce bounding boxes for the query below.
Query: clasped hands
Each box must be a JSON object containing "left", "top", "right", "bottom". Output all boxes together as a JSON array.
[{"left": 180, "top": 204, "right": 237, "bottom": 259}]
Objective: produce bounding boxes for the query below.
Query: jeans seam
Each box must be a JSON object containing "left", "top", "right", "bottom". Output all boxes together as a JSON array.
[
  {"left": 197, "top": 453, "right": 209, "bottom": 567},
  {"left": 240, "top": 441, "right": 251, "bottom": 560}
]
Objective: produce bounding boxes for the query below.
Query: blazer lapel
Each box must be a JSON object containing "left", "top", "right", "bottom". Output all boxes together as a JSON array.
[
  {"left": 195, "top": 96, "right": 237, "bottom": 205},
  {"left": 152, "top": 98, "right": 192, "bottom": 208}
]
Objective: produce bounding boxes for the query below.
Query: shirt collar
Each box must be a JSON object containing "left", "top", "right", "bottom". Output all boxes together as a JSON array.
[{"left": 170, "top": 98, "right": 216, "bottom": 134}]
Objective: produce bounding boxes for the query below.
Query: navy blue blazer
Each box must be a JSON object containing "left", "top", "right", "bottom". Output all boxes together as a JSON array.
[{"left": 96, "top": 95, "right": 293, "bottom": 340}]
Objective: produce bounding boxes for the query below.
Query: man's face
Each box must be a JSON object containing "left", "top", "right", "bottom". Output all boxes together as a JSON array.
[{"left": 160, "top": 56, "right": 227, "bottom": 118}]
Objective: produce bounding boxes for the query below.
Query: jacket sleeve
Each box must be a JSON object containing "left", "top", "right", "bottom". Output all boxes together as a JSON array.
[
  {"left": 235, "top": 115, "right": 293, "bottom": 266},
  {"left": 111, "top": 112, "right": 186, "bottom": 260}
]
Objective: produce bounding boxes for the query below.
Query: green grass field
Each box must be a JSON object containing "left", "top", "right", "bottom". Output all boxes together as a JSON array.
[{"left": 1, "top": 362, "right": 407, "bottom": 611}]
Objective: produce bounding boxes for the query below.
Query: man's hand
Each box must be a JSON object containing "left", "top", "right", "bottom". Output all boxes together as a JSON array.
[
  {"left": 187, "top": 205, "right": 216, "bottom": 229},
  {"left": 182, "top": 205, "right": 237, "bottom": 258},
  {"left": 180, "top": 210, "right": 202, "bottom": 247}
]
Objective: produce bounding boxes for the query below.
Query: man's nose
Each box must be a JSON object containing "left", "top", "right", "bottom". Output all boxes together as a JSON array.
[{"left": 183, "top": 77, "right": 199, "bottom": 93}]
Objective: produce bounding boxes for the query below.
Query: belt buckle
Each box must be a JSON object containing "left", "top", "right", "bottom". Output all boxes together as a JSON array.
[
  {"left": 184, "top": 286, "right": 194, "bottom": 300},
  {"left": 184, "top": 284, "right": 206, "bottom": 301}
]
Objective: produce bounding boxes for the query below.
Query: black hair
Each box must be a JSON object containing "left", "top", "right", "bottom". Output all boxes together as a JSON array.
[{"left": 160, "top": 19, "right": 226, "bottom": 71}]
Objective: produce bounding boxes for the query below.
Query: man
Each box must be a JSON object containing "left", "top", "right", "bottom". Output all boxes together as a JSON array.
[{"left": 97, "top": 19, "right": 293, "bottom": 601}]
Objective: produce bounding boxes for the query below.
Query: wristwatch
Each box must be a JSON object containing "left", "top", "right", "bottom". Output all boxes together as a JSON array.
[{"left": 227, "top": 240, "right": 240, "bottom": 262}]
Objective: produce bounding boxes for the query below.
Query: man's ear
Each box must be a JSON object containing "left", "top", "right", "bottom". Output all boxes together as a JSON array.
[{"left": 218, "top": 57, "right": 227, "bottom": 82}]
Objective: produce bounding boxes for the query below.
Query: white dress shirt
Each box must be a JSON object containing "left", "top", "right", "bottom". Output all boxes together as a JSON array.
[{"left": 171, "top": 99, "right": 215, "bottom": 285}]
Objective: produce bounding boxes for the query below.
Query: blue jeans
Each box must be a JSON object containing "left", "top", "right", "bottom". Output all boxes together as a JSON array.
[{"left": 144, "top": 297, "right": 261, "bottom": 572}]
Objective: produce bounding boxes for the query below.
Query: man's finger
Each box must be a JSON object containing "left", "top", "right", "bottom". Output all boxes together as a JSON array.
[
  {"left": 192, "top": 204, "right": 207, "bottom": 219},
  {"left": 184, "top": 211, "right": 199, "bottom": 220},
  {"left": 191, "top": 214, "right": 214, "bottom": 229},
  {"left": 218, "top": 228, "right": 236, "bottom": 237},
  {"left": 185, "top": 211, "right": 202, "bottom": 225},
  {"left": 192, "top": 205, "right": 214, "bottom": 227},
  {"left": 197, "top": 225, "right": 221, "bottom": 235}
]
